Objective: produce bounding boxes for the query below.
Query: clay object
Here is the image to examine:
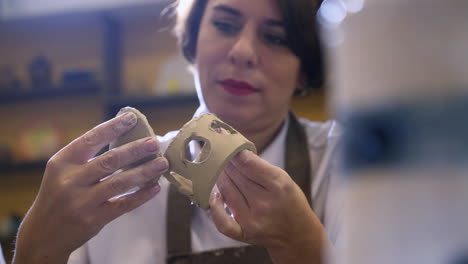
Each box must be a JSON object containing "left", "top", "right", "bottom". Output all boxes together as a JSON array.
[
  {"left": 109, "top": 107, "right": 161, "bottom": 168},
  {"left": 164, "top": 113, "right": 257, "bottom": 209}
]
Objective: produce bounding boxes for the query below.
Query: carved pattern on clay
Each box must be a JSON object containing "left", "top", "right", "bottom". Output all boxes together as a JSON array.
[{"left": 164, "top": 113, "right": 256, "bottom": 209}]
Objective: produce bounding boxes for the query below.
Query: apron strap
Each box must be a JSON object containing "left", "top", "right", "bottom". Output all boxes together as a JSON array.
[
  {"left": 166, "top": 184, "right": 193, "bottom": 263},
  {"left": 285, "top": 112, "right": 313, "bottom": 204},
  {"left": 166, "top": 112, "right": 312, "bottom": 263}
]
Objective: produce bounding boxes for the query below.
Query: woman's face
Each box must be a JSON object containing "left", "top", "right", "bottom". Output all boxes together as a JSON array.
[{"left": 194, "top": 0, "right": 301, "bottom": 131}]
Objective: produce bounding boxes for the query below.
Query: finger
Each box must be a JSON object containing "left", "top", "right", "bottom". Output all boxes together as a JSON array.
[
  {"left": 209, "top": 192, "right": 243, "bottom": 241},
  {"left": 83, "top": 137, "right": 160, "bottom": 184},
  {"left": 97, "top": 180, "right": 161, "bottom": 225},
  {"left": 217, "top": 169, "right": 250, "bottom": 221},
  {"left": 231, "top": 150, "right": 282, "bottom": 190},
  {"left": 224, "top": 161, "right": 266, "bottom": 202},
  {"left": 92, "top": 157, "right": 168, "bottom": 202},
  {"left": 58, "top": 112, "right": 138, "bottom": 164}
]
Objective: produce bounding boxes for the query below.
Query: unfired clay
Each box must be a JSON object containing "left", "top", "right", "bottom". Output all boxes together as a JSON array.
[
  {"left": 110, "top": 107, "right": 256, "bottom": 209},
  {"left": 109, "top": 107, "right": 161, "bottom": 168},
  {"left": 164, "top": 113, "right": 257, "bottom": 209}
]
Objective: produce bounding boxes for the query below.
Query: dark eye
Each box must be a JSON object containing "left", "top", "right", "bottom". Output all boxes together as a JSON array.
[
  {"left": 263, "top": 33, "right": 288, "bottom": 46},
  {"left": 212, "top": 20, "right": 239, "bottom": 35}
]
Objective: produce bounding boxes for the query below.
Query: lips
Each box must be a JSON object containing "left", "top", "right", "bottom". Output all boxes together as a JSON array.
[{"left": 219, "top": 79, "right": 260, "bottom": 96}]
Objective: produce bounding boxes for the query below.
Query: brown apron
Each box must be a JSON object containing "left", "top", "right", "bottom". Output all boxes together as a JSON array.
[{"left": 165, "top": 112, "right": 312, "bottom": 264}]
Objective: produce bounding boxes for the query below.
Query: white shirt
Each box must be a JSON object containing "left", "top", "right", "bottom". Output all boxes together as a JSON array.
[{"left": 68, "top": 110, "right": 342, "bottom": 264}]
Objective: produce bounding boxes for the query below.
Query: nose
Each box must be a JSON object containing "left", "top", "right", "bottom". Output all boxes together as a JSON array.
[{"left": 227, "top": 27, "right": 259, "bottom": 68}]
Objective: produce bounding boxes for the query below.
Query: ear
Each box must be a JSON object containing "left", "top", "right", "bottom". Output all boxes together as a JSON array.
[{"left": 294, "top": 72, "right": 309, "bottom": 96}]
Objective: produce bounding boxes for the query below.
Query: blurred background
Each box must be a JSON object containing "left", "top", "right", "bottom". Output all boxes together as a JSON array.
[
  {"left": 319, "top": 1, "right": 468, "bottom": 263},
  {"left": 0, "top": 0, "right": 329, "bottom": 261}
]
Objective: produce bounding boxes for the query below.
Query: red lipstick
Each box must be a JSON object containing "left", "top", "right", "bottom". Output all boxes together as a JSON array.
[{"left": 220, "top": 79, "right": 259, "bottom": 96}]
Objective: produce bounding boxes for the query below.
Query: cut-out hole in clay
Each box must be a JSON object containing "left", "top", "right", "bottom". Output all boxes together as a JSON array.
[
  {"left": 184, "top": 138, "right": 211, "bottom": 163},
  {"left": 210, "top": 120, "right": 237, "bottom": 135}
]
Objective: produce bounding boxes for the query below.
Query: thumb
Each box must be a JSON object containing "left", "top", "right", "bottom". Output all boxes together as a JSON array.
[{"left": 209, "top": 191, "right": 243, "bottom": 241}]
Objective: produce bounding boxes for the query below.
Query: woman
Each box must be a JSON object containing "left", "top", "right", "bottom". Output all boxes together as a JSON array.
[{"left": 13, "top": 0, "right": 341, "bottom": 263}]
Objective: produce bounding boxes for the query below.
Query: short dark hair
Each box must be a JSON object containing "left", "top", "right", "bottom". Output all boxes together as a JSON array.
[{"left": 169, "top": 0, "right": 324, "bottom": 90}]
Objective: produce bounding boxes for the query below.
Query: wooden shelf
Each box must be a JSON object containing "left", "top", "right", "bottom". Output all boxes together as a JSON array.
[
  {"left": 105, "top": 93, "right": 198, "bottom": 117},
  {"left": 0, "top": 83, "right": 100, "bottom": 104},
  {"left": 0, "top": 160, "right": 47, "bottom": 174},
  {"left": 0, "top": 0, "right": 195, "bottom": 176}
]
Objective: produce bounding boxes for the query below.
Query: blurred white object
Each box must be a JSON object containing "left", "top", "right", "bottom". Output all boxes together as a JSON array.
[
  {"left": 320, "top": 1, "right": 468, "bottom": 264},
  {"left": 320, "top": 0, "right": 468, "bottom": 111}
]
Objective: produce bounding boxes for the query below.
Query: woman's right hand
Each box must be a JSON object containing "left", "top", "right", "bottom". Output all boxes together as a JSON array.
[{"left": 13, "top": 112, "right": 169, "bottom": 264}]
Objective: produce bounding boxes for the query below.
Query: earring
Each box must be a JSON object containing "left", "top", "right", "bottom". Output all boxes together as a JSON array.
[
  {"left": 299, "top": 88, "right": 309, "bottom": 97},
  {"left": 294, "top": 86, "right": 309, "bottom": 97},
  {"left": 295, "top": 74, "right": 310, "bottom": 96}
]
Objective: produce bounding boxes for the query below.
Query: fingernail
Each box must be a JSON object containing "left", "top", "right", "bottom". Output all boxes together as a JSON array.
[
  {"left": 122, "top": 112, "right": 137, "bottom": 127},
  {"left": 211, "top": 185, "right": 220, "bottom": 199},
  {"left": 211, "top": 192, "right": 221, "bottom": 200},
  {"left": 153, "top": 157, "right": 169, "bottom": 172},
  {"left": 238, "top": 150, "right": 251, "bottom": 163},
  {"left": 144, "top": 138, "right": 159, "bottom": 152}
]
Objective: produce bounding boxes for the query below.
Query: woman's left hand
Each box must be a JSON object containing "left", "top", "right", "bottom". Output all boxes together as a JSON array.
[{"left": 210, "top": 150, "right": 329, "bottom": 264}]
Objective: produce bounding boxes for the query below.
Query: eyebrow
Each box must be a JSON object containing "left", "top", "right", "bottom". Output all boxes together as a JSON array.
[
  {"left": 265, "top": 19, "right": 285, "bottom": 29},
  {"left": 212, "top": 4, "right": 285, "bottom": 29},
  {"left": 213, "top": 5, "right": 242, "bottom": 17}
]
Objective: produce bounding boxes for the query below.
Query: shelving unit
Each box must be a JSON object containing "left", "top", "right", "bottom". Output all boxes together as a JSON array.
[
  {"left": 105, "top": 93, "right": 198, "bottom": 117},
  {"left": 0, "top": 83, "right": 100, "bottom": 104},
  {"left": 0, "top": 160, "right": 47, "bottom": 173},
  {"left": 0, "top": 0, "right": 196, "bottom": 176},
  {"left": 0, "top": 0, "right": 174, "bottom": 96}
]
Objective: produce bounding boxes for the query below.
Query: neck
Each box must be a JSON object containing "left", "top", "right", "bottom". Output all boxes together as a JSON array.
[
  {"left": 195, "top": 104, "right": 289, "bottom": 154},
  {"left": 239, "top": 113, "right": 288, "bottom": 154}
]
